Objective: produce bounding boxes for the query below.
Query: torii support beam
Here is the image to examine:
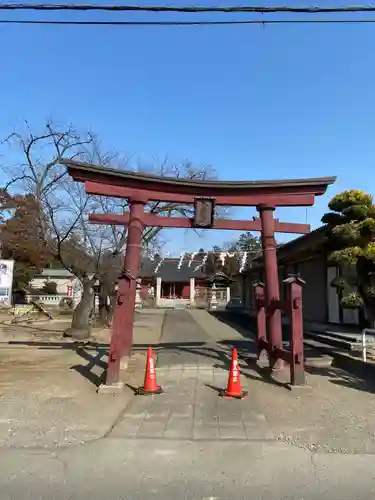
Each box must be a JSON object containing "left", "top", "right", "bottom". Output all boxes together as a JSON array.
[
  {"left": 61, "top": 158, "right": 336, "bottom": 387},
  {"left": 88, "top": 212, "right": 311, "bottom": 234}
]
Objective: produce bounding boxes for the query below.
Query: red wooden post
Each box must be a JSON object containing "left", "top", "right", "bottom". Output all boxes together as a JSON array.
[
  {"left": 106, "top": 199, "right": 146, "bottom": 386},
  {"left": 253, "top": 282, "right": 266, "bottom": 355},
  {"left": 258, "top": 205, "right": 283, "bottom": 368},
  {"left": 284, "top": 275, "right": 306, "bottom": 386}
]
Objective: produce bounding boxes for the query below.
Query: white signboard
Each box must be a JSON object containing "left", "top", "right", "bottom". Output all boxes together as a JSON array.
[{"left": 0, "top": 260, "right": 14, "bottom": 306}]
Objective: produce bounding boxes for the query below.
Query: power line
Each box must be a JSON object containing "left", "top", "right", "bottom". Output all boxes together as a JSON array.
[
  {"left": 2, "top": 18, "right": 375, "bottom": 25},
  {"left": 2, "top": 3, "right": 375, "bottom": 14}
]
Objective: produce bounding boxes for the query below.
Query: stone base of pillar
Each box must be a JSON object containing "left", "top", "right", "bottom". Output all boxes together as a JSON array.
[
  {"left": 256, "top": 350, "right": 269, "bottom": 369},
  {"left": 97, "top": 382, "right": 125, "bottom": 394},
  {"left": 272, "top": 358, "right": 285, "bottom": 371},
  {"left": 286, "top": 383, "right": 312, "bottom": 392}
]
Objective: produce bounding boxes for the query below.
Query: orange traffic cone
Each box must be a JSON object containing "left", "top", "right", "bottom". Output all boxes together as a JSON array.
[
  {"left": 136, "top": 347, "right": 164, "bottom": 395},
  {"left": 220, "top": 348, "right": 247, "bottom": 399}
]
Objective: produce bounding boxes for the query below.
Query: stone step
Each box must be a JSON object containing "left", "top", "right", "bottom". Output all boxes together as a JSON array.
[
  {"left": 303, "top": 337, "right": 349, "bottom": 359},
  {"left": 304, "top": 331, "right": 359, "bottom": 351},
  {"left": 303, "top": 336, "right": 375, "bottom": 382},
  {"left": 304, "top": 336, "right": 375, "bottom": 361},
  {"left": 308, "top": 327, "right": 375, "bottom": 345}
]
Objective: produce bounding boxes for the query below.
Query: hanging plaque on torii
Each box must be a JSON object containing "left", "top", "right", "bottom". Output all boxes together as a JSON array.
[{"left": 193, "top": 198, "right": 215, "bottom": 228}]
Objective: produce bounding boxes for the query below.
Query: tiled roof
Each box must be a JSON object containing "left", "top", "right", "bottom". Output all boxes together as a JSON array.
[
  {"left": 63, "top": 159, "right": 336, "bottom": 191},
  {"left": 36, "top": 269, "right": 74, "bottom": 278},
  {"left": 138, "top": 258, "right": 207, "bottom": 282}
]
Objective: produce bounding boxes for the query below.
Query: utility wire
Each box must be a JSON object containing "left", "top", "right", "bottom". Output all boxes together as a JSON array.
[
  {"left": 2, "top": 3, "right": 375, "bottom": 14},
  {"left": 2, "top": 18, "right": 375, "bottom": 25}
]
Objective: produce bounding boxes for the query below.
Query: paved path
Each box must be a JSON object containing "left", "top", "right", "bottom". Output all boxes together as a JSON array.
[
  {"left": 112, "top": 310, "right": 273, "bottom": 441},
  {"left": 156, "top": 309, "right": 214, "bottom": 367},
  {"left": 111, "top": 309, "right": 375, "bottom": 454}
]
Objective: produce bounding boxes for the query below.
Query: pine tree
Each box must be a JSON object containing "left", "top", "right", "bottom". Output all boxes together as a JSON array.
[{"left": 322, "top": 189, "right": 375, "bottom": 326}]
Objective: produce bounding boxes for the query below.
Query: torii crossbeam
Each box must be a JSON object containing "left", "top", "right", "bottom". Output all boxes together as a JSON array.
[{"left": 62, "top": 159, "right": 336, "bottom": 388}]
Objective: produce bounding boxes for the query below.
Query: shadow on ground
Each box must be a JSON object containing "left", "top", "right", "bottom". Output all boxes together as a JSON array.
[
  {"left": 305, "top": 363, "right": 375, "bottom": 395},
  {"left": 7, "top": 340, "right": 108, "bottom": 387},
  {"left": 6, "top": 337, "right": 288, "bottom": 391},
  {"left": 6, "top": 309, "right": 375, "bottom": 395},
  {"left": 209, "top": 309, "right": 375, "bottom": 395}
]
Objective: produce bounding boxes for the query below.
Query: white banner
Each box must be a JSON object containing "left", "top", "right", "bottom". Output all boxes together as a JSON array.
[{"left": 0, "top": 260, "right": 14, "bottom": 306}]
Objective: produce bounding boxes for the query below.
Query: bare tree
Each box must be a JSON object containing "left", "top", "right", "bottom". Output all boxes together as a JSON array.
[
  {"left": 1, "top": 121, "right": 104, "bottom": 337},
  {"left": 1, "top": 120, "right": 220, "bottom": 338}
]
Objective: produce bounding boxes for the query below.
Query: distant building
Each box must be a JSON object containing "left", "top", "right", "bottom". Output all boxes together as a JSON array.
[
  {"left": 30, "top": 268, "right": 78, "bottom": 296},
  {"left": 241, "top": 226, "right": 361, "bottom": 327},
  {"left": 28, "top": 268, "right": 83, "bottom": 307},
  {"left": 29, "top": 259, "right": 234, "bottom": 309},
  {"left": 138, "top": 258, "right": 233, "bottom": 308}
]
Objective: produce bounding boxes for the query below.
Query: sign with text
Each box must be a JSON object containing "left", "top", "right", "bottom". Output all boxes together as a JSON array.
[
  {"left": 0, "top": 260, "right": 14, "bottom": 306},
  {"left": 193, "top": 197, "right": 215, "bottom": 228}
]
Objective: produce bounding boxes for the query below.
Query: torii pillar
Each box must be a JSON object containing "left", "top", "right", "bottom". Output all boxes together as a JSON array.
[
  {"left": 258, "top": 205, "right": 283, "bottom": 367},
  {"left": 106, "top": 198, "right": 146, "bottom": 386}
]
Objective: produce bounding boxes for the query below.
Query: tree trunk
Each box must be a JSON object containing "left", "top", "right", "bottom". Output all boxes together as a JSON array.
[
  {"left": 97, "top": 281, "right": 115, "bottom": 327},
  {"left": 98, "top": 284, "right": 109, "bottom": 326},
  {"left": 64, "top": 277, "right": 94, "bottom": 339},
  {"left": 98, "top": 298, "right": 109, "bottom": 325}
]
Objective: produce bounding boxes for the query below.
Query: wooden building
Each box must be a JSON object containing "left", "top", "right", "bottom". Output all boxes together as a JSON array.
[
  {"left": 241, "top": 226, "right": 361, "bottom": 327},
  {"left": 138, "top": 258, "right": 232, "bottom": 308}
]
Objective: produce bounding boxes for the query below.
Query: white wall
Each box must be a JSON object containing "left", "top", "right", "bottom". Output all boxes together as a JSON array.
[{"left": 30, "top": 276, "right": 78, "bottom": 295}]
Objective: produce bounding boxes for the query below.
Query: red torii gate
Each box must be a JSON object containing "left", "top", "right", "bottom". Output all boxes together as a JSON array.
[{"left": 62, "top": 159, "right": 335, "bottom": 388}]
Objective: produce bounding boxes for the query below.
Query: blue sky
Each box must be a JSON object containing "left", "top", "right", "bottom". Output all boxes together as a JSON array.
[{"left": 1, "top": 1, "right": 375, "bottom": 255}]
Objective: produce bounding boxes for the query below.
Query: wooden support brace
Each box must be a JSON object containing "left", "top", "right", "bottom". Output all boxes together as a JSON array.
[{"left": 88, "top": 212, "right": 310, "bottom": 234}]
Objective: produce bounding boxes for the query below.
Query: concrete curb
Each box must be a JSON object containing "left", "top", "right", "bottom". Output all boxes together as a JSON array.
[{"left": 304, "top": 340, "right": 375, "bottom": 380}]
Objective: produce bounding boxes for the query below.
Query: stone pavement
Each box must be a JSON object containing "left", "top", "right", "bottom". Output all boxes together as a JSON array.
[
  {"left": 112, "top": 310, "right": 271, "bottom": 441},
  {"left": 111, "top": 309, "right": 375, "bottom": 454}
]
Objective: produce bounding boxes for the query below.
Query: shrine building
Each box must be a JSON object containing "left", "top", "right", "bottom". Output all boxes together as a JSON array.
[{"left": 138, "top": 258, "right": 234, "bottom": 308}]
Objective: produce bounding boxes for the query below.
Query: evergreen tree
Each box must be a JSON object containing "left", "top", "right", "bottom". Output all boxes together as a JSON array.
[{"left": 322, "top": 189, "right": 375, "bottom": 326}]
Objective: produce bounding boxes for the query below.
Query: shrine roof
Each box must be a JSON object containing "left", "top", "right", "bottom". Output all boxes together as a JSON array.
[
  {"left": 139, "top": 258, "right": 206, "bottom": 282},
  {"left": 62, "top": 159, "right": 336, "bottom": 195}
]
